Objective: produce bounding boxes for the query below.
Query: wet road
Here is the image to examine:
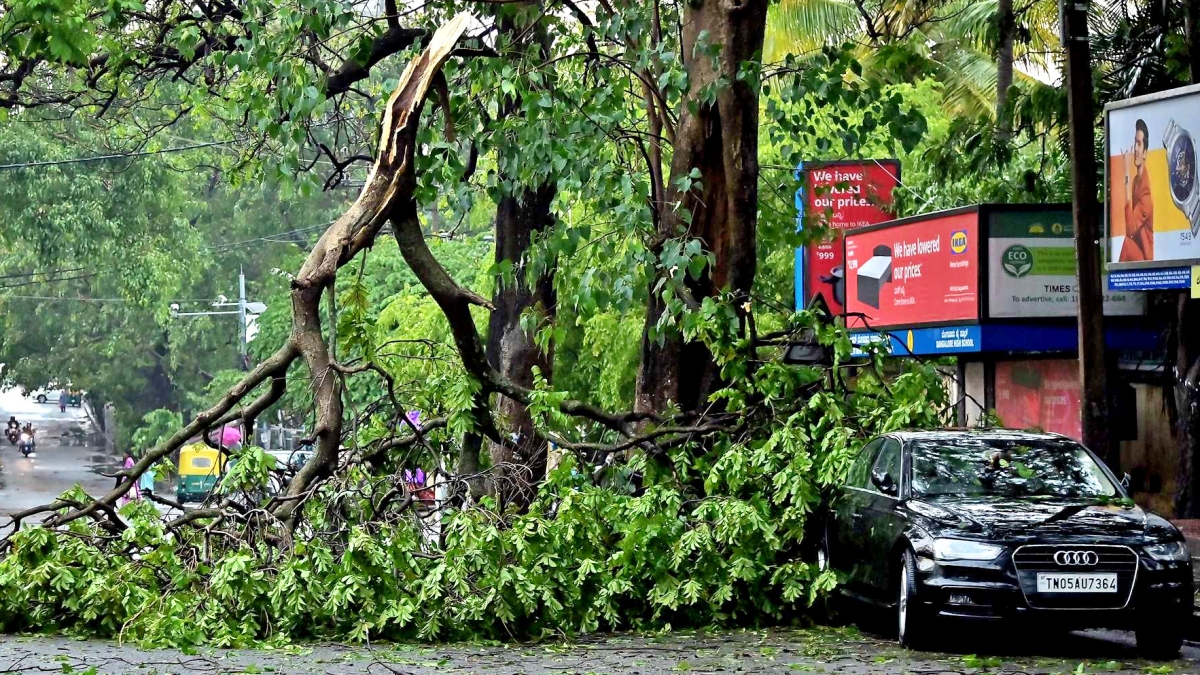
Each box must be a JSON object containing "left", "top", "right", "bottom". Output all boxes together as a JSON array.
[{"left": 0, "top": 388, "right": 112, "bottom": 517}]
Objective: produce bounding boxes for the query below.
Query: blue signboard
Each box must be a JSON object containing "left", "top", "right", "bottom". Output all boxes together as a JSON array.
[
  {"left": 850, "top": 326, "right": 983, "bottom": 357},
  {"left": 1108, "top": 266, "right": 1190, "bottom": 290}
]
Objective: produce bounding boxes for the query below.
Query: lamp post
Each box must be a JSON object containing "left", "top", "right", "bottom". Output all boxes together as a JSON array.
[{"left": 170, "top": 269, "right": 267, "bottom": 370}]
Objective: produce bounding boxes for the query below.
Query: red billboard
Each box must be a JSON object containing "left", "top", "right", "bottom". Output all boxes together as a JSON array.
[
  {"left": 844, "top": 210, "right": 980, "bottom": 329},
  {"left": 800, "top": 160, "right": 899, "bottom": 316},
  {"left": 995, "top": 360, "right": 1082, "bottom": 441}
]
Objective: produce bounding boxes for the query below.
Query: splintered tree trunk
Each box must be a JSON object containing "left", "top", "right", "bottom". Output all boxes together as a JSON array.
[{"left": 636, "top": 0, "right": 767, "bottom": 415}]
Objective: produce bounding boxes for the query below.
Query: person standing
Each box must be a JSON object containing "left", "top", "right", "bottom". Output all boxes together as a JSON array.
[
  {"left": 117, "top": 452, "right": 140, "bottom": 506},
  {"left": 1120, "top": 118, "right": 1155, "bottom": 262},
  {"left": 57, "top": 389, "right": 68, "bottom": 413},
  {"left": 139, "top": 457, "right": 156, "bottom": 497}
]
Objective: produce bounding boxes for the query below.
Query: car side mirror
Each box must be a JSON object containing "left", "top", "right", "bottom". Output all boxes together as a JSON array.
[
  {"left": 1121, "top": 472, "right": 1131, "bottom": 490},
  {"left": 872, "top": 468, "right": 897, "bottom": 496}
]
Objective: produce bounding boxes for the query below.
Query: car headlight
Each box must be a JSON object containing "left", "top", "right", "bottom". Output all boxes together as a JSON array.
[
  {"left": 932, "top": 538, "right": 1003, "bottom": 561},
  {"left": 1145, "top": 540, "right": 1190, "bottom": 562}
]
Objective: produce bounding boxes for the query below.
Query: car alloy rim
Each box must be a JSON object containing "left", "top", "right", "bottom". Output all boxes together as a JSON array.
[
  {"left": 817, "top": 542, "right": 829, "bottom": 571},
  {"left": 899, "top": 565, "right": 908, "bottom": 638}
]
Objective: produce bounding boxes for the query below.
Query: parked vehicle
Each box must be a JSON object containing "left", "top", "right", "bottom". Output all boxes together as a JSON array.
[
  {"left": 176, "top": 444, "right": 222, "bottom": 502},
  {"left": 817, "top": 429, "right": 1192, "bottom": 658}
]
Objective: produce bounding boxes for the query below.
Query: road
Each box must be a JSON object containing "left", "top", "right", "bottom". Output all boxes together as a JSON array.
[
  {"left": 0, "top": 387, "right": 113, "bottom": 518},
  {"left": 0, "top": 626, "right": 1196, "bottom": 674}
]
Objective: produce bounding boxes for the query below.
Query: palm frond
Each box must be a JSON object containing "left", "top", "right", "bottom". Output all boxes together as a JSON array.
[{"left": 764, "top": 0, "right": 861, "bottom": 62}]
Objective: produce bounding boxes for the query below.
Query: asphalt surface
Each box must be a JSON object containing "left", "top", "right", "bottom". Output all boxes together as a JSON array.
[
  {"left": 0, "top": 388, "right": 111, "bottom": 518},
  {"left": 0, "top": 627, "right": 1196, "bottom": 674}
]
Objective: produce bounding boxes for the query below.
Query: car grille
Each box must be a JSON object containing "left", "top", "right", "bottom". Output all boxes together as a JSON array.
[{"left": 1011, "top": 545, "right": 1138, "bottom": 610}]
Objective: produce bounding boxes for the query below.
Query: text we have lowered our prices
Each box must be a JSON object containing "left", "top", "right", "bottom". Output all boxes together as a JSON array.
[{"left": 845, "top": 211, "right": 980, "bottom": 329}]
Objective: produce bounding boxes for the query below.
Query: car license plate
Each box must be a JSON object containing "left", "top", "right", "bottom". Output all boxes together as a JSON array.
[{"left": 1036, "top": 573, "right": 1118, "bottom": 593}]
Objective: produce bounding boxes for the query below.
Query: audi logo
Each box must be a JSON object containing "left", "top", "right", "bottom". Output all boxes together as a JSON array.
[{"left": 1054, "top": 550, "right": 1099, "bottom": 566}]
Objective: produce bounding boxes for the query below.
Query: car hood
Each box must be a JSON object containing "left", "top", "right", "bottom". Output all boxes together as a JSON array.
[{"left": 906, "top": 495, "right": 1172, "bottom": 543}]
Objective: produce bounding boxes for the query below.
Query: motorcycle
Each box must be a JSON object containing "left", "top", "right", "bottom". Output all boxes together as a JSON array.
[
  {"left": 4, "top": 427, "right": 17, "bottom": 445},
  {"left": 17, "top": 431, "right": 35, "bottom": 457}
]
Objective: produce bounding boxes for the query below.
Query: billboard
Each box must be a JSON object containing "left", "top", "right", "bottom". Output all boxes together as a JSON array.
[
  {"left": 1106, "top": 84, "right": 1200, "bottom": 274},
  {"left": 987, "top": 210, "right": 1146, "bottom": 318},
  {"left": 844, "top": 210, "right": 980, "bottom": 330},
  {"left": 795, "top": 160, "right": 899, "bottom": 314},
  {"left": 994, "top": 359, "right": 1082, "bottom": 441},
  {"left": 850, "top": 325, "right": 982, "bottom": 357}
]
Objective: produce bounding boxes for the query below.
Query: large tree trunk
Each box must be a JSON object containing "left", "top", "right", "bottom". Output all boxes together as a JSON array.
[
  {"left": 486, "top": 185, "right": 557, "bottom": 503},
  {"left": 635, "top": 0, "right": 768, "bottom": 415},
  {"left": 1173, "top": 15, "right": 1200, "bottom": 518},
  {"left": 481, "top": 4, "right": 558, "bottom": 505},
  {"left": 994, "top": 0, "right": 1015, "bottom": 138}
]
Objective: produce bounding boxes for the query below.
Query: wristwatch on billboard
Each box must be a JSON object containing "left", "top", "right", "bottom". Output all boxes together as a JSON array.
[{"left": 1163, "top": 119, "right": 1200, "bottom": 236}]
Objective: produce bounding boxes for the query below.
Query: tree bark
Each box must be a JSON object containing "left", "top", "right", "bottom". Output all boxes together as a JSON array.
[
  {"left": 994, "top": 0, "right": 1015, "bottom": 138},
  {"left": 483, "top": 5, "right": 559, "bottom": 504},
  {"left": 635, "top": 0, "right": 768, "bottom": 415},
  {"left": 486, "top": 185, "right": 557, "bottom": 502},
  {"left": 1172, "top": 9, "right": 1200, "bottom": 518}
]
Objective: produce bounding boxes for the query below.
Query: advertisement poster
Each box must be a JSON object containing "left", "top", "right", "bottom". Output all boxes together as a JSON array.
[
  {"left": 988, "top": 210, "right": 1146, "bottom": 318},
  {"left": 796, "top": 160, "right": 899, "bottom": 315},
  {"left": 844, "top": 211, "right": 980, "bottom": 329},
  {"left": 1107, "top": 85, "right": 1200, "bottom": 268},
  {"left": 994, "top": 360, "right": 1083, "bottom": 441}
]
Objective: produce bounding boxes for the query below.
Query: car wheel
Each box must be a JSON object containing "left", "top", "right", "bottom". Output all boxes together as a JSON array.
[
  {"left": 35, "top": 395, "right": 46, "bottom": 403},
  {"left": 1136, "top": 615, "right": 1184, "bottom": 659},
  {"left": 898, "top": 549, "right": 934, "bottom": 650}
]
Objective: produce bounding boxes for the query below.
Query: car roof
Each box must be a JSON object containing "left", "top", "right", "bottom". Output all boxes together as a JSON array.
[{"left": 889, "top": 428, "right": 1071, "bottom": 443}]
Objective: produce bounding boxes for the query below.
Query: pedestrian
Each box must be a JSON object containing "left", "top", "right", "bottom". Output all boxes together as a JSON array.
[
  {"left": 117, "top": 452, "right": 140, "bottom": 506},
  {"left": 139, "top": 455, "right": 156, "bottom": 498},
  {"left": 57, "top": 389, "right": 68, "bottom": 413}
]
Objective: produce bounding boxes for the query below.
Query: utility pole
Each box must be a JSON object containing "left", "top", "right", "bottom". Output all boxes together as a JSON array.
[
  {"left": 238, "top": 267, "right": 248, "bottom": 370},
  {"left": 1061, "top": 0, "right": 1114, "bottom": 469},
  {"left": 170, "top": 269, "right": 266, "bottom": 372}
]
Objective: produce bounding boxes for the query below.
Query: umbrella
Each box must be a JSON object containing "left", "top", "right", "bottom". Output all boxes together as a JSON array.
[{"left": 219, "top": 426, "right": 243, "bottom": 447}]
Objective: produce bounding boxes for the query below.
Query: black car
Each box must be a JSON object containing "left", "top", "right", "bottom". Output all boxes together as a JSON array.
[{"left": 818, "top": 429, "right": 1193, "bottom": 657}]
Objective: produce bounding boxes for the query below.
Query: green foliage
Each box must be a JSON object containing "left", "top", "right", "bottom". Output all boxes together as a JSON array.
[
  {"left": 0, "top": 320, "right": 949, "bottom": 646},
  {"left": 130, "top": 409, "right": 182, "bottom": 455}
]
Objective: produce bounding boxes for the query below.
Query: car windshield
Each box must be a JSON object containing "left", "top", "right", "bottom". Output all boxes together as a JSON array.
[{"left": 910, "top": 435, "right": 1119, "bottom": 499}]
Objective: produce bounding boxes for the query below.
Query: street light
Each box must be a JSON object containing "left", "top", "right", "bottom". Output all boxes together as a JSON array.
[{"left": 170, "top": 269, "right": 264, "bottom": 369}]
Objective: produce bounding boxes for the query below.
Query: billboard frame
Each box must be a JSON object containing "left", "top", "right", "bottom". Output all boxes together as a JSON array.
[
  {"left": 842, "top": 204, "right": 985, "bottom": 331},
  {"left": 1103, "top": 82, "right": 1200, "bottom": 272},
  {"left": 794, "top": 158, "right": 901, "bottom": 312}
]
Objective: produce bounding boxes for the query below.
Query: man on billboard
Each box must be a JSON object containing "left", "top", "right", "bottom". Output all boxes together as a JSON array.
[{"left": 1120, "top": 118, "right": 1155, "bottom": 262}]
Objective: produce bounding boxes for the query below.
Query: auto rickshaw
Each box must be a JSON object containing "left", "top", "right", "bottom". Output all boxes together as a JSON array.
[{"left": 176, "top": 443, "right": 222, "bottom": 502}]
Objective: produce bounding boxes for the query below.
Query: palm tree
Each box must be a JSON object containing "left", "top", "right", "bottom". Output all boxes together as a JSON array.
[{"left": 764, "top": 0, "right": 1061, "bottom": 122}]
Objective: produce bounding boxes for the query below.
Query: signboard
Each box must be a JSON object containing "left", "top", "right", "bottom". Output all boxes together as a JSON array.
[
  {"left": 844, "top": 210, "right": 980, "bottom": 330},
  {"left": 1109, "top": 266, "right": 1190, "bottom": 289},
  {"left": 988, "top": 210, "right": 1146, "bottom": 318},
  {"left": 1106, "top": 84, "right": 1200, "bottom": 272},
  {"left": 850, "top": 325, "right": 982, "bottom": 357},
  {"left": 795, "top": 160, "right": 899, "bottom": 314},
  {"left": 994, "top": 359, "right": 1083, "bottom": 441}
]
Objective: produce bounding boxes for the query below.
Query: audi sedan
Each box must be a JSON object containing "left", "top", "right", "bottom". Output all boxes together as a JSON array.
[{"left": 817, "top": 429, "right": 1193, "bottom": 657}]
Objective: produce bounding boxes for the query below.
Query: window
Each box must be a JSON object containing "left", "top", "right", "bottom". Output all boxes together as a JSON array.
[
  {"left": 848, "top": 438, "right": 884, "bottom": 489},
  {"left": 909, "top": 434, "right": 1119, "bottom": 498},
  {"left": 872, "top": 438, "right": 901, "bottom": 495},
  {"left": 191, "top": 456, "right": 213, "bottom": 469}
]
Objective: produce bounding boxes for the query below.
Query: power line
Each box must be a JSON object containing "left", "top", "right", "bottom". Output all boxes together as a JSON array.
[
  {"left": 0, "top": 141, "right": 235, "bottom": 171},
  {"left": 0, "top": 272, "right": 98, "bottom": 290},
  {"left": 0, "top": 266, "right": 88, "bottom": 281}
]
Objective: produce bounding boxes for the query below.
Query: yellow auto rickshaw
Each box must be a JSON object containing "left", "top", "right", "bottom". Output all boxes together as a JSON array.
[{"left": 176, "top": 443, "right": 223, "bottom": 502}]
